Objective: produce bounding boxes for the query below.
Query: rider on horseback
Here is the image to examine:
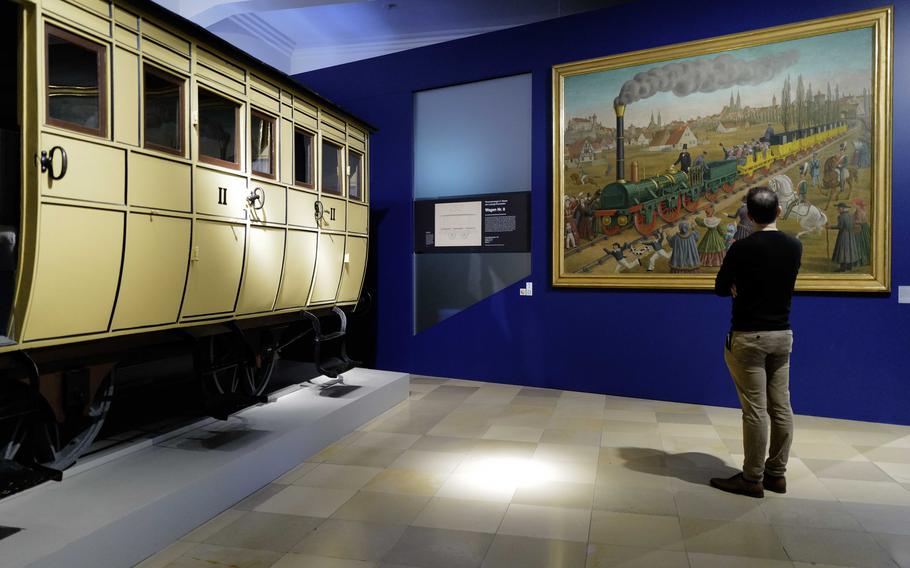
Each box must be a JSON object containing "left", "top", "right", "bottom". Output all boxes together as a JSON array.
[{"left": 783, "top": 178, "right": 810, "bottom": 220}]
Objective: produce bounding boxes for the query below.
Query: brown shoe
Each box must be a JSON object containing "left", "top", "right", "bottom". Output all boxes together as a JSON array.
[
  {"left": 763, "top": 474, "right": 787, "bottom": 494},
  {"left": 709, "top": 473, "right": 764, "bottom": 498}
]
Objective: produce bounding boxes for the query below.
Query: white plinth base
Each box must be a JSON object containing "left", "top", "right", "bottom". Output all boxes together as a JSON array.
[{"left": 0, "top": 368, "right": 409, "bottom": 568}]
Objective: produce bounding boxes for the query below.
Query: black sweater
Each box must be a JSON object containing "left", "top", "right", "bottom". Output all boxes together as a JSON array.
[{"left": 715, "top": 230, "right": 802, "bottom": 331}]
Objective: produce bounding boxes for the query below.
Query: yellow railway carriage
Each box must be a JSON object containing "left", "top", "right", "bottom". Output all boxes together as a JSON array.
[{"left": 1, "top": 0, "right": 373, "bottom": 475}]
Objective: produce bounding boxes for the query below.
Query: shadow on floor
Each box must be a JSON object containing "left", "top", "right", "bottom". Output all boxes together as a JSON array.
[{"left": 616, "top": 447, "right": 740, "bottom": 485}]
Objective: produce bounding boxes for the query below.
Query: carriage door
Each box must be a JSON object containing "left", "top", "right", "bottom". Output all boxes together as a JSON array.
[{"left": 0, "top": 1, "right": 22, "bottom": 343}]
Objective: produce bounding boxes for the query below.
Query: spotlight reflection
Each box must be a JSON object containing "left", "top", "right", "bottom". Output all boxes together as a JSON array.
[{"left": 458, "top": 456, "right": 557, "bottom": 490}]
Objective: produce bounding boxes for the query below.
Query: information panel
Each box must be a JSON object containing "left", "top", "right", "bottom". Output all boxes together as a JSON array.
[{"left": 414, "top": 191, "right": 530, "bottom": 254}]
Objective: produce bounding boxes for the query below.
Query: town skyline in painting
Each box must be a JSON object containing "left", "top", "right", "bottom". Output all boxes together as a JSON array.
[{"left": 554, "top": 20, "right": 886, "bottom": 288}]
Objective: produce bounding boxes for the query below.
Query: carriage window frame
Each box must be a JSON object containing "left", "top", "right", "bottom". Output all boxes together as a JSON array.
[
  {"left": 321, "top": 137, "right": 344, "bottom": 196},
  {"left": 347, "top": 148, "right": 364, "bottom": 202},
  {"left": 142, "top": 64, "right": 185, "bottom": 156},
  {"left": 293, "top": 126, "right": 315, "bottom": 190},
  {"left": 250, "top": 109, "right": 276, "bottom": 179},
  {"left": 44, "top": 24, "right": 108, "bottom": 138},
  {"left": 197, "top": 86, "right": 241, "bottom": 170}
]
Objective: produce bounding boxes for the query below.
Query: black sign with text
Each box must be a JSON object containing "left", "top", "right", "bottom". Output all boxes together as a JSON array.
[{"left": 414, "top": 191, "right": 531, "bottom": 254}]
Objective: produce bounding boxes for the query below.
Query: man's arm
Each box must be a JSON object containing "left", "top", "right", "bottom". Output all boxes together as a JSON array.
[{"left": 714, "top": 243, "right": 737, "bottom": 297}]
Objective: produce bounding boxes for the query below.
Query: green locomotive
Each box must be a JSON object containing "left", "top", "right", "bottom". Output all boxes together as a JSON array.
[{"left": 595, "top": 159, "right": 738, "bottom": 235}]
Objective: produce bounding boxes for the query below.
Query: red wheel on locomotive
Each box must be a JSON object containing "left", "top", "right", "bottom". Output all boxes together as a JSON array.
[
  {"left": 657, "top": 199, "right": 683, "bottom": 223},
  {"left": 600, "top": 215, "right": 623, "bottom": 236},
  {"left": 683, "top": 194, "right": 701, "bottom": 212},
  {"left": 722, "top": 182, "right": 735, "bottom": 193},
  {"left": 634, "top": 211, "right": 660, "bottom": 235},
  {"left": 704, "top": 190, "right": 720, "bottom": 203}
]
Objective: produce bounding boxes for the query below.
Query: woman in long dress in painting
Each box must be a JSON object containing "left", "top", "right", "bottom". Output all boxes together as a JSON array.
[
  {"left": 668, "top": 221, "right": 700, "bottom": 273},
  {"left": 852, "top": 198, "right": 871, "bottom": 267},
  {"left": 829, "top": 202, "right": 860, "bottom": 272},
  {"left": 695, "top": 205, "right": 726, "bottom": 267}
]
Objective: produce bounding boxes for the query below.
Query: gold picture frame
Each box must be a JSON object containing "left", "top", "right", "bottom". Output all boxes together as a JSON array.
[{"left": 552, "top": 7, "right": 892, "bottom": 291}]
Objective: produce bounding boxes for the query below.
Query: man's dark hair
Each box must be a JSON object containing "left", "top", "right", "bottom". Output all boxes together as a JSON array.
[{"left": 746, "top": 186, "right": 779, "bottom": 224}]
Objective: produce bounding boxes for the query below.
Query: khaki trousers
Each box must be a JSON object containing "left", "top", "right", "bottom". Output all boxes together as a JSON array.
[{"left": 724, "top": 330, "right": 794, "bottom": 482}]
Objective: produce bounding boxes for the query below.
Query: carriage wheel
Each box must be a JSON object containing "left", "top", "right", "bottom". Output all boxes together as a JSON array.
[
  {"left": 761, "top": 167, "right": 771, "bottom": 176},
  {"left": 683, "top": 195, "right": 701, "bottom": 212},
  {"left": 197, "top": 331, "right": 277, "bottom": 401},
  {"left": 722, "top": 182, "right": 735, "bottom": 193},
  {"left": 602, "top": 225, "right": 622, "bottom": 236},
  {"left": 704, "top": 190, "right": 720, "bottom": 203},
  {"left": 743, "top": 174, "right": 755, "bottom": 184},
  {"left": 658, "top": 200, "right": 683, "bottom": 223},
  {"left": 634, "top": 212, "right": 660, "bottom": 235},
  {"left": 1, "top": 372, "right": 115, "bottom": 473}
]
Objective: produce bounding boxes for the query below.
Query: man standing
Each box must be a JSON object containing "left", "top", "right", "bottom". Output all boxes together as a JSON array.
[
  {"left": 674, "top": 144, "right": 692, "bottom": 173},
  {"left": 711, "top": 186, "right": 802, "bottom": 498}
]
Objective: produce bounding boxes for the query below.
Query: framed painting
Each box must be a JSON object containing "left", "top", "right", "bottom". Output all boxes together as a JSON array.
[{"left": 552, "top": 7, "right": 892, "bottom": 291}]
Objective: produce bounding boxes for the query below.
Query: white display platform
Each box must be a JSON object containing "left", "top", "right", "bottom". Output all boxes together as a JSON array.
[{"left": 0, "top": 368, "right": 409, "bottom": 568}]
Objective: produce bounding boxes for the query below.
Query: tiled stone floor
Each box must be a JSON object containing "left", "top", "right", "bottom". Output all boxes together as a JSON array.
[{"left": 136, "top": 376, "right": 910, "bottom": 568}]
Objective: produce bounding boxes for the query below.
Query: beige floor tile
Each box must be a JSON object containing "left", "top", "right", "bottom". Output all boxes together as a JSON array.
[
  {"left": 760, "top": 497, "right": 863, "bottom": 531},
  {"left": 234, "top": 484, "right": 288, "bottom": 511},
  {"left": 427, "top": 421, "right": 489, "bottom": 439},
  {"left": 181, "top": 509, "right": 246, "bottom": 543},
  {"left": 322, "top": 446, "right": 408, "bottom": 468},
  {"left": 274, "top": 462, "right": 320, "bottom": 484},
  {"left": 481, "top": 534, "right": 586, "bottom": 568},
  {"left": 602, "top": 410, "right": 658, "bottom": 423},
  {"left": 412, "top": 497, "right": 508, "bottom": 534},
  {"left": 510, "top": 395, "right": 559, "bottom": 407},
  {"left": 602, "top": 420, "right": 661, "bottom": 434},
  {"left": 674, "top": 490, "right": 768, "bottom": 523},
  {"left": 383, "top": 526, "right": 494, "bottom": 568},
  {"left": 878, "top": 462, "right": 910, "bottom": 484},
  {"left": 547, "top": 415, "right": 605, "bottom": 432},
  {"left": 596, "top": 464, "right": 678, "bottom": 492},
  {"left": 791, "top": 563, "right": 859, "bottom": 568},
  {"left": 834, "top": 430, "right": 910, "bottom": 447},
  {"left": 360, "top": 468, "right": 447, "bottom": 496},
  {"left": 656, "top": 412, "right": 712, "bottom": 425},
  {"left": 687, "top": 552, "right": 793, "bottom": 568},
  {"left": 435, "top": 473, "right": 516, "bottom": 503},
  {"left": 793, "top": 428, "right": 849, "bottom": 444},
  {"left": 842, "top": 502, "right": 910, "bottom": 536},
  {"left": 293, "top": 463, "right": 384, "bottom": 490},
  {"left": 775, "top": 525, "right": 899, "bottom": 568},
  {"left": 791, "top": 442, "right": 868, "bottom": 461},
  {"left": 330, "top": 491, "right": 430, "bottom": 524},
  {"left": 292, "top": 519, "right": 406, "bottom": 561},
  {"left": 349, "top": 432, "right": 421, "bottom": 450},
  {"left": 873, "top": 533, "right": 910, "bottom": 568},
  {"left": 534, "top": 443, "right": 599, "bottom": 464},
  {"left": 511, "top": 481, "right": 595, "bottom": 509},
  {"left": 469, "top": 439, "right": 538, "bottom": 459},
  {"left": 802, "top": 458, "right": 894, "bottom": 482},
  {"left": 205, "top": 511, "right": 322, "bottom": 552},
  {"left": 600, "top": 432, "right": 665, "bottom": 450},
  {"left": 271, "top": 553, "right": 375, "bottom": 567},
  {"left": 539, "top": 428, "right": 602, "bottom": 446},
  {"left": 409, "top": 435, "right": 477, "bottom": 454},
  {"left": 480, "top": 425, "right": 543, "bottom": 443},
  {"left": 388, "top": 450, "right": 466, "bottom": 474},
  {"left": 165, "top": 543, "right": 284, "bottom": 568},
  {"left": 552, "top": 405, "right": 604, "bottom": 419},
  {"left": 656, "top": 423, "right": 721, "bottom": 439},
  {"left": 764, "top": 476, "right": 837, "bottom": 501},
  {"left": 857, "top": 446, "right": 910, "bottom": 464},
  {"left": 598, "top": 447, "right": 664, "bottom": 468},
  {"left": 498, "top": 503, "right": 591, "bottom": 542},
  {"left": 820, "top": 478, "right": 910, "bottom": 505},
  {"left": 134, "top": 541, "right": 196, "bottom": 568},
  {"left": 589, "top": 511, "right": 683, "bottom": 551},
  {"left": 680, "top": 519, "right": 788, "bottom": 560},
  {"left": 254, "top": 485, "right": 356, "bottom": 518},
  {"left": 585, "top": 544, "right": 689, "bottom": 568},
  {"left": 593, "top": 486, "right": 677, "bottom": 517}
]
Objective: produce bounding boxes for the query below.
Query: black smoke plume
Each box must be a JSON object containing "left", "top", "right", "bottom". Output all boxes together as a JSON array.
[{"left": 614, "top": 51, "right": 799, "bottom": 106}]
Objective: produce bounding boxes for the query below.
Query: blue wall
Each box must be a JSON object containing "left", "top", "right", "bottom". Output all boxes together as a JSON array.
[{"left": 297, "top": 0, "right": 910, "bottom": 425}]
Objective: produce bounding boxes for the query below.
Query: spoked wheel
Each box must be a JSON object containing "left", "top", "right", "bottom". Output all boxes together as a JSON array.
[
  {"left": 704, "top": 190, "right": 720, "bottom": 203},
  {"left": 600, "top": 216, "right": 623, "bottom": 236},
  {"left": 1, "top": 371, "right": 114, "bottom": 473},
  {"left": 683, "top": 195, "right": 701, "bottom": 213},
  {"left": 634, "top": 211, "right": 660, "bottom": 235},
  {"left": 722, "top": 182, "right": 735, "bottom": 193},
  {"left": 658, "top": 200, "right": 683, "bottom": 223},
  {"left": 197, "top": 330, "right": 278, "bottom": 404}
]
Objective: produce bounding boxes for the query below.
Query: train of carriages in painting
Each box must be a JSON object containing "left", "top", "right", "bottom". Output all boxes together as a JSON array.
[
  {"left": 0, "top": 0, "right": 372, "bottom": 484},
  {"left": 595, "top": 105, "right": 847, "bottom": 236}
]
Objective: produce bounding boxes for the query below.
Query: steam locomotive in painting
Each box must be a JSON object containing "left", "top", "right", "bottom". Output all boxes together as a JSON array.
[
  {"left": 595, "top": 102, "right": 847, "bottom": 236},
  {"left": 0, "top": 0, "right": 372, "bottom": 483}
]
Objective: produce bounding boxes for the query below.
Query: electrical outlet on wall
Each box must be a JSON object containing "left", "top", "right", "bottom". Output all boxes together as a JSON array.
[{"left": 519, "top": 282, "right": 533, "bottom": 296}]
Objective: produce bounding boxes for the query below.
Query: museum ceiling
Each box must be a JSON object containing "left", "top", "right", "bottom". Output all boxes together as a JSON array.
[{"left": 152, "top": 0, "right": 627, "bottom": 74}]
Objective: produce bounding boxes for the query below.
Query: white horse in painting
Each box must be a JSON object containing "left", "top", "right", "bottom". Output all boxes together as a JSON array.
[{"left": 768, "top": 174, "right": 828, "bottom": 239}]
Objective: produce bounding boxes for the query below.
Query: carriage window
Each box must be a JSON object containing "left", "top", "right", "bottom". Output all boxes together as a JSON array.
[
  {"left": 143, "top": 66, "right": 183, "bottom": 154},
  {"left": 348, "top": 150, "right": 363, "bottom": 201},
  {"left": 250, "top": 111, "right": 274, "bottom": 177},
  {"left": 321, "top": 139, "right": 342, "bottom": 195},
  {"left": 294, "top": 128, "right": 314, "bottom": 188},
  {"left": 198, "top": 88, "right": 239, "bottom": 168},
  {"left": 45, "top": 25, "right": 106, "bottom": 136}
]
